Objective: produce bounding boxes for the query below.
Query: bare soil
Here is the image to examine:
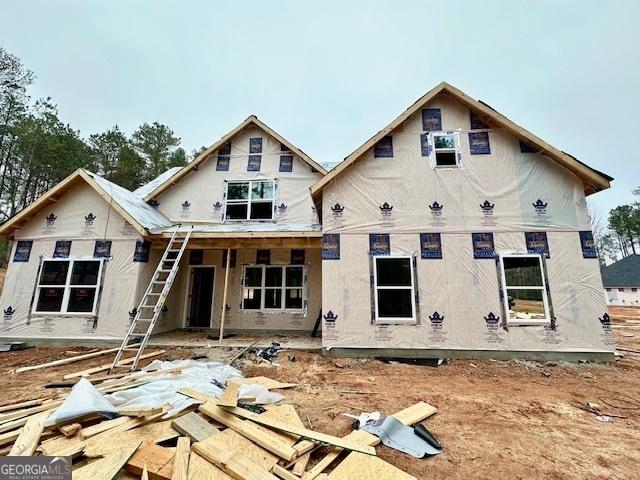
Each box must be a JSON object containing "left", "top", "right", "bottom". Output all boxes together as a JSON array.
[{"left": 0, "top": 308, "right": 639, "bottom": 479}]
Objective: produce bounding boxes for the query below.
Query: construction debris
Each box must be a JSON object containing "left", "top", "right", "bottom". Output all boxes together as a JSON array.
[{"left": 0, "top": 353, "right": 438, "bottom": 479}]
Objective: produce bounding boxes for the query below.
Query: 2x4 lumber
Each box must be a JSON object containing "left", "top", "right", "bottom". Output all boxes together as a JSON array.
[
  {"left": 171, "top": 412, "right": 219, "bottom": 442},
  {"left": 63, "top": 350, "right": 166, "bottom": 379},
  {"left": 302, "top": 402, "right": 437, "bottom": 480},
  {"left": 80, "top": 416, "right": 133, "bottom": 439},
  {"left": 217, "top": 406, "right": 376, "bottom": 456},
  {"left": 172, "top": 437, "right": 191, "bottom": 480},
  {"left": 15, "top": 344, "right": 141, "bottom": 373},
  {"left": 0, "top": 398, "right": 43, "bottom": 412},
  {"left": 126, "top": 440, "right": 175, "bottom": 480},
  {"left": 219, "top": 247, "right": 231, "bottom": 344},
  {"left": 198, "top": 402, "right": 298, "bottom": 461},
  {"left": 217, "top": 381, "right": 240, "bottom": 408},
  {"left": 0, "top": 405, "right": 58, "bottom": 434},
  {"left": 271, "top": 464, "right": 301, "bottom": 480},
  {"left": 291, "top": 452, "right": 311, "bottom": 477},
  {"left": 8, "top": 411, "right": 47, "bottom": 456},
  {"left": 232, "top": 377, "right": 297, "bottom": 390},
  {"left": 59, "top": 422, "right": 82, "bottom": 437},
  {"left": 192, "top": 441, "right": 279, "bottom": 480},
  {"left": 118, "top": 406, "right": 164, "bottom": 417},
  {"left": 0, "top": 399, "right": 60, "bottom": 424}
]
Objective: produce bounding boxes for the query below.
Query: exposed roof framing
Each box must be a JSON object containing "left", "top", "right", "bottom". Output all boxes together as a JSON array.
[
  {"left": 310, "top": 82, "right": 612, "bottom": 197},
  {"left": 144, "top": 115, "right": 328, "bottom": 201}
]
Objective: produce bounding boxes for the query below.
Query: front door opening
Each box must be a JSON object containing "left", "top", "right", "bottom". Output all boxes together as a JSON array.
[{"left": 188, "top": 267, "right": 215, "bottom": 328}]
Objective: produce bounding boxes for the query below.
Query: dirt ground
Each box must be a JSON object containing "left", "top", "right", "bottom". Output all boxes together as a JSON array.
[{"left": 0, "top": 309, "right": 639, "bottom": 479}]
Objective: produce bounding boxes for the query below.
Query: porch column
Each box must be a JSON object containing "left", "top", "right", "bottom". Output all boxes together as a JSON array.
[{"left": 219, "top": 247, "right": 231, "bottom": 344}]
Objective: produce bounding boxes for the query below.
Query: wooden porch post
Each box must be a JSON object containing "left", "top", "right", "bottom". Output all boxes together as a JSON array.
[{"left": 219, "top": 248, "right": 231, "bottom": 344}]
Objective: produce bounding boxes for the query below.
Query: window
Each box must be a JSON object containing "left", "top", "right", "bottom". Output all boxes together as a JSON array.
[
  {"left": 432, "top": 132, "right": 461, "bottom": 167},
  {"left": 33, "top": 259, "right": 103, "bottom": 314},
  {"left": 606, "top": 288, "right": 612, "bottom": 292},
  {"left": 373, "top": 256, "right": 416, "bottom": 324},
  {"left": 499, "top": 255, "right": 550, "bottom": 325},
  {"left": 618, "top": 288, "right": 625, "bottom": 292},
  {"left": 241, "top": 265, "right": 305, "bottom": 311},
  {"left": 224, "top": 180, "right": 274, "bottom": 221},
  {"left": 632, "top": 288, "right": 638, "bottom": 293}
]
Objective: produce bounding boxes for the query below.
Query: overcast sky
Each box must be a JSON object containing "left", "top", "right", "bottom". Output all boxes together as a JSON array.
[{"left": 2, "top": 0, "right": 638, "bottom": 217}]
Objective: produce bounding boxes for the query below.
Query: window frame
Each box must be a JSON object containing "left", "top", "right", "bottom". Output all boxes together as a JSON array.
[
  {"left": 223, "top": 179, "right": 275, "bottom": 222},
  {"left": 241, "top": 264, "right": 305, "bottom": 312},
  {"left": 429, "top": 131, "right": 462, "bottom": 169},
  {"left": 32, "top": 258, "right": 104, "bottom": 315},
  {"left": 499, "top": 253, "right": 551, "bottom": 326},
  {"left": 372, "top": 255, "right": 417, "bottom": 325}
]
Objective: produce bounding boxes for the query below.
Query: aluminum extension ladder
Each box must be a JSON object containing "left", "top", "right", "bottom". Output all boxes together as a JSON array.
[{"left": 109, "top": 225, "right": 193, "bottom": 373}]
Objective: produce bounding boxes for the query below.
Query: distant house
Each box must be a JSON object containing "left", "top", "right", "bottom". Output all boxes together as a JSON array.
[{"left": 602, "top": 255, "right": 640, "bottom": 306}]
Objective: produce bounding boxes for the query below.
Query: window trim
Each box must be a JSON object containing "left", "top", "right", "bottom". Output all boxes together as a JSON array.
[
  {"left": 241, "top": 264, "right": 305, "bottom": 312},
  {"left": 499, "top": 253, "right": 551, "bottom": 326},
  {"left": 223, "top": 179, "right": 275, "bottom": 222},
  {"left": 429, "top": 131, "right": 462, "bottom": 169},
  {"left": 373, "top": 255, "right": 417, "bottom": 325},
  {"left": 32, "top": 258, "right": 104, "bottom": 316}
]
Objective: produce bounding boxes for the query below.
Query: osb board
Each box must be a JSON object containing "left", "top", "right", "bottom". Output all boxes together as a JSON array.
[
  {"left": 73, "top": 440, "right": 141, "bottom": 480},
  {"left": 326, "top": 452, "right": 416, "bottom": 480},
  {"left": 187, "top": 451, "right": 225, "bottom": 480},
  {"left": 85, "top": 421, "right": 178, "bottom": 457}
]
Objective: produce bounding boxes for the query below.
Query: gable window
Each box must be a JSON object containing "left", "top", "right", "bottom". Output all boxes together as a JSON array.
[
  {"left": 279, "top": 155, "right": 293, "bottom": 172},
  {"left": 241, "top": 265, "right": 305, "bottom": 311},
  {"left": 224, "top": 180, "right": 274, "bottom": 221},
  {"left": 33, "top": 259, "right": 103, "bottom": 314},
  {"left": 499, "top": 254, "right": 550, "bottom": 325},
  {"left": 431, "top": 132, "right": 461, "bottom": 168},
  {"left": 374, "top": 136, "right": 393, "bottom": 158},
  {"left": 217, "top": 143, "right": 231, "bottom": 171},
  {"left": 373, "top": 256, "right": 416, "bottom": 324}
]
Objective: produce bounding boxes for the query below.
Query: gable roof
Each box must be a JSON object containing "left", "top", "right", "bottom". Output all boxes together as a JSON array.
[
  {"left": 0, "top": 169, "right": 172, "bottom": 238},
  {"left": 143, "top": 115, "right": 328, "bottom": 201},
  {"left": 310, "top": 82, "right": 613, "bottom": 197},
  {"left": 601, "top": 254, "right": 640, "bottom": 287}
]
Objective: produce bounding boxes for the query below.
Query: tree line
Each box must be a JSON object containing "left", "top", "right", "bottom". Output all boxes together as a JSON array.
[
  {"left": 593, "top": 187, "right": 640, "bottom": 265},
  {"left": 0, "top": 46, "right": 205, "bottom": 265}
]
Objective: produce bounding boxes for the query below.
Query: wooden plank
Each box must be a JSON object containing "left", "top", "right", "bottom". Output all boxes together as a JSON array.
[
  {"left": 326, "top": 452, "right": 415, "bottom": 480},
  {"left": 271, "top": 464, "right": 300, "bottom": 480},
  {"left": 291, "top": 452, "right": 310, "bottom": 477},
  {"left": 0, "top": 427, "right": 24, "bottom": 446},
  {"left": 302, "top": 402, "right": 436, "bottom": 480},
  {"left": 218, "top": 406, "right": 376, "bottom": 456},
  {"left": 192, "top": 441, "right": 279, "bottom": 480},
  {"left": 187, "top": 452, "right": 224, "bottom": 480},
  {"left": 126, "top": 441, "right": 174, "bottom": 480},
  {"left": 0, "top": 398, "right": 43, "bottom": 412},
  {"left": 172, "top": 437, "right": 191, "bottom": 480},
  {"left": 232, "top": 377, "right": 297, "bottom": 390},
  {"left": 0, "top": 399, "right": 60, "bottom": 424},
  {"left": 118, "top": 406, "right": 164, "bottom": 417},
  {"left": 80, "top": 416, "right": 133, "bottom": 439},
  {"left": 73, "top": 440, "right": 141, "bottom": 480},
  {"left": 199, "top": 402, "right": 298, "bottom": 461},
  {"left": 217, "top": 381, "right": 240, "bottom": 408},
  {"left": 59, "top": 422, "right": 82, "bottom": 437},
  {"left": 172, "top": 412, "right": 219, "bottom": 442},
  {"left": 8, "top": 411, "right": 47, "bottom": 455},
  {"left": 15, "top": 344, "right": 141, "bottom": 373},
  {"left": 63, "top": 350, "right": 166, "bottom": 379}
]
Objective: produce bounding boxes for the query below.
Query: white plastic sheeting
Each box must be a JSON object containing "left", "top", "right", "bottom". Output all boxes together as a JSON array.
[
  {"left": 321, "top": 93, "right": 612, "bottom": 355},
  {"left": 107, "top": 359, "right": 242, "bottom": 417},
  {"left": 133, "top": 167, "right": 183, "bottom": 199},
  {"left": 46, "top": 378, "right": 118, "bottom": 426}
]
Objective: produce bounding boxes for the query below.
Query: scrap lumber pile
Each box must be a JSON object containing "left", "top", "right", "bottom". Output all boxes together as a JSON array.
[{"left": 0, "top": 349, "right": 437, "bottom": 479}]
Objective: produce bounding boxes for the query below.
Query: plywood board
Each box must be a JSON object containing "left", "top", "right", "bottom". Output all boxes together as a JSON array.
[
  {"left": 172, "top": 437, "right": 191, "bottom": 480},
  {"left": 73, "top": 440, "right": 141, "bottom": 480},
  {"left": 217, "top": 382, "right": 240, "bottom": 408},
  {"left": 187, "top": 451, "right": 227, "bottom": 480},
  {"left": 125, "top": 440, "right": 174, "bottom": 480},
  {"left": 8, "top": 411, "right": 47, "bottom": 455},
  {"left": 233, "top": 377, "right": 297, "bottom": 390},
  {"left": 192, "top": 441, "right": 279, "bottom": 480},
  {"left": 326, "top": 452, "right": 415, "bottom": 480}
]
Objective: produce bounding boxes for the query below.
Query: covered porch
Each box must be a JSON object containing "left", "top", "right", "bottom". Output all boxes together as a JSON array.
[{"left": 147, "top": 229, "right": 323, "bottom": 341}]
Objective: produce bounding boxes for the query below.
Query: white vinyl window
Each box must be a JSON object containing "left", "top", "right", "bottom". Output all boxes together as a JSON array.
[
  {"left": 242, "top": 265, "right": 305, "bottom": 311},
  {"left": 33, "top": 259, "right": 103, "bottom": 315},
  {"left": 430, "top": 132, "right": 461, "bottom": 168},
  {"left": 499, "top": 254, "right": 550, "bottom": 325},
  {"left": 224, "top": 180, "right": 274, "bottom": 221},
  {"left": 373, "top": 255, "right": 416, "bottom": 324}
]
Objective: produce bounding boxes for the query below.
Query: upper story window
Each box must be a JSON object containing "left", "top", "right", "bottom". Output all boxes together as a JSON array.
[
  {"left": 374, "top": 136, "right": 393, "bottom": 158},
  {"left": 216, "top": 142, "right": 231, "bottom": 171},
  {"left": 33, "top": 259, "right": 103, "bottom": 314},
  {"left": 224, "top": 180, "right": 274, "bottom": 221},
  {"left": 431, "top": 132, "right": 461, "bottom": 168},
  {"left": 499, "top": 254, "right": 550, "bottom": 326}
]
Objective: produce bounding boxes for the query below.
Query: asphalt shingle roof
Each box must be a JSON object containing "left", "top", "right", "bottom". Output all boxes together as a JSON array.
[{"left": 601, "top": 254, "right": 640, "bottom": 287}]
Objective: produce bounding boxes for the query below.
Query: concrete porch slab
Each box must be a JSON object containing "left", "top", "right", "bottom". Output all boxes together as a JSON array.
[{"left": 147, "top": 330, "right": 322, "bottom": 350}]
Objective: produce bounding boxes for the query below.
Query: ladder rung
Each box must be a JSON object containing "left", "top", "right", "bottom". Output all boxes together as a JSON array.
[
  {"left": 147, "top": 292, "right": 162, "bottom": 296},
  {"left": 152, "top": 281, "right": 166, "bottom": 284}
]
